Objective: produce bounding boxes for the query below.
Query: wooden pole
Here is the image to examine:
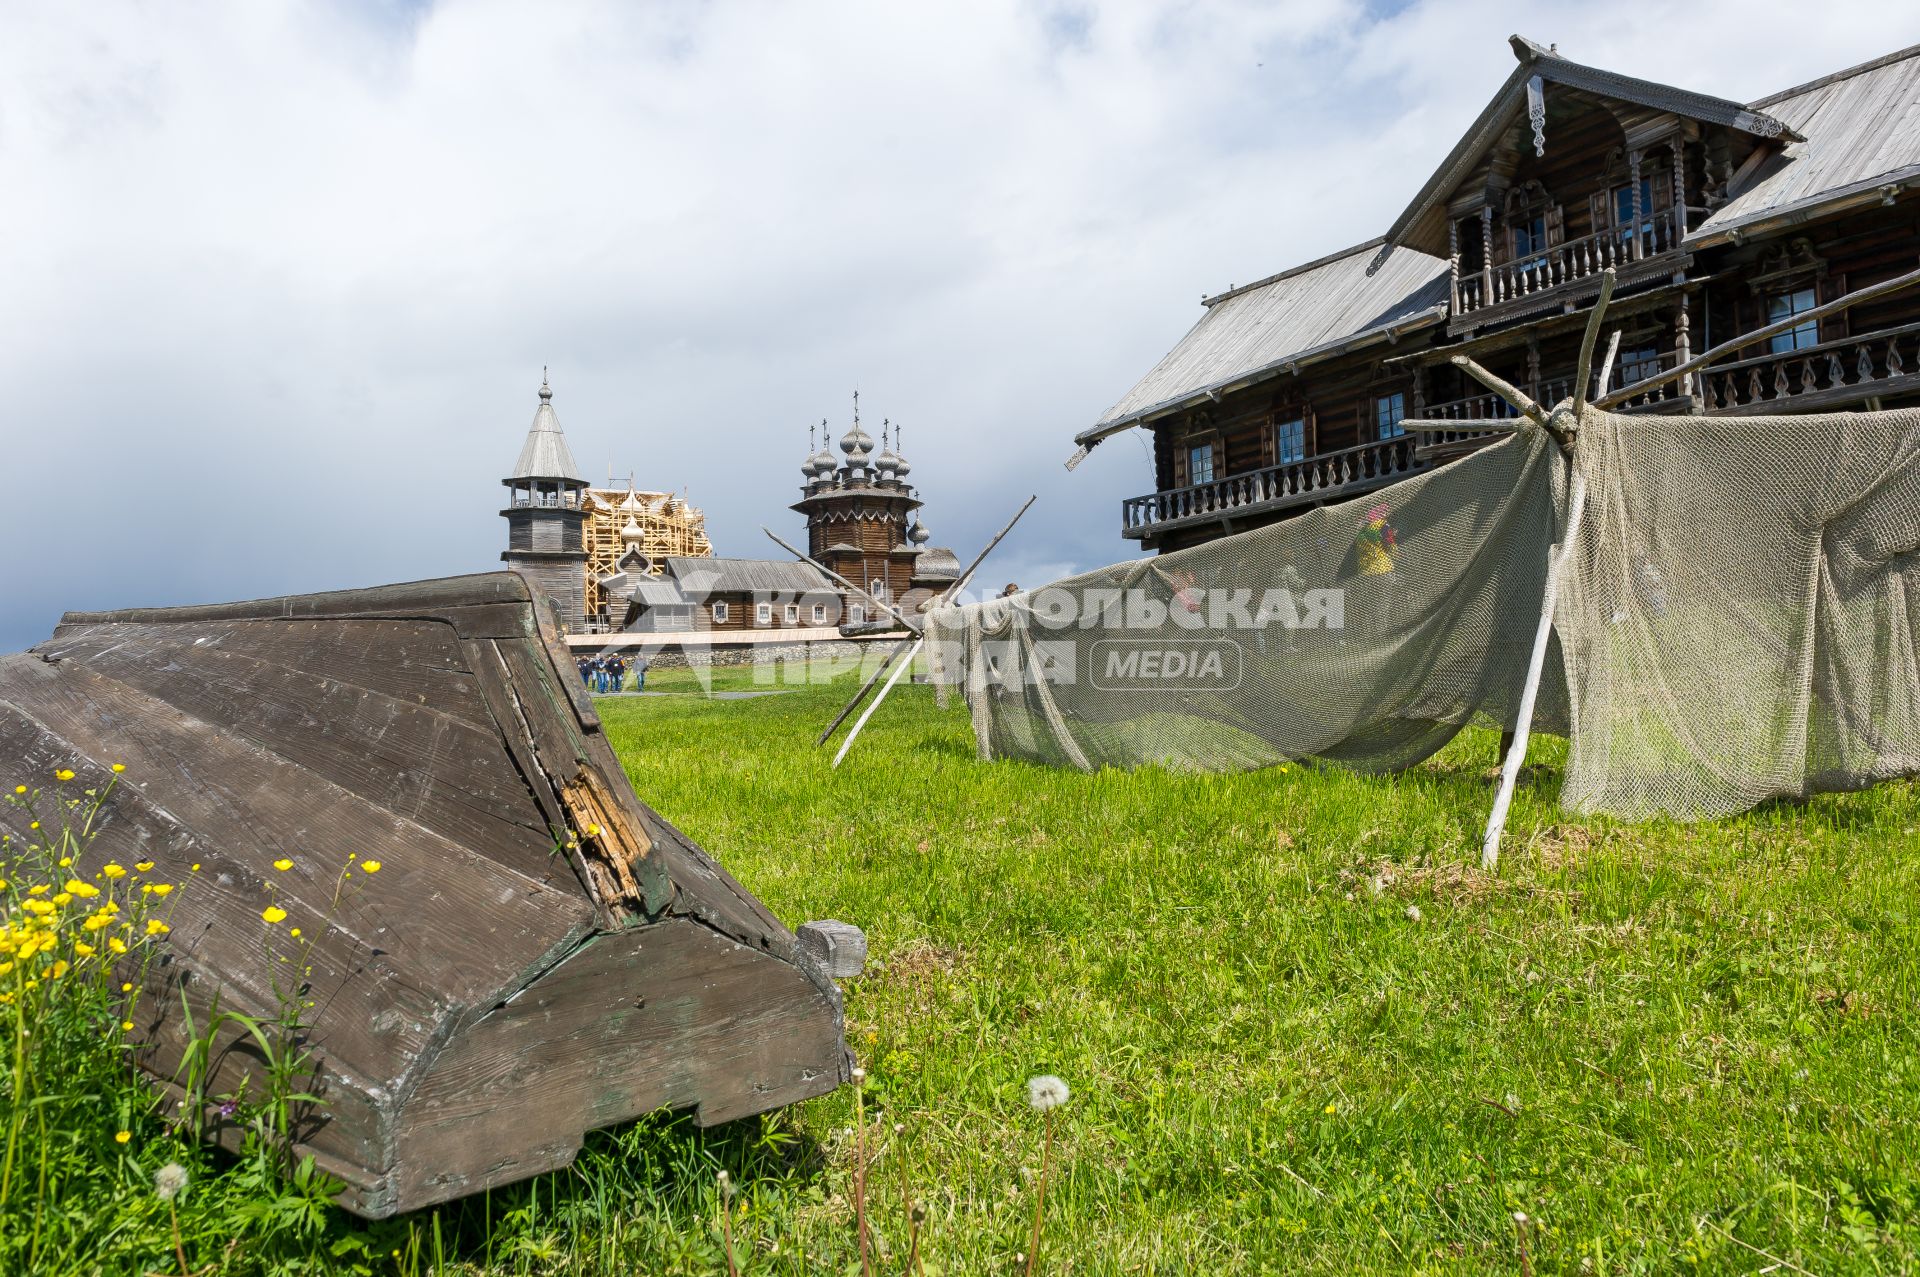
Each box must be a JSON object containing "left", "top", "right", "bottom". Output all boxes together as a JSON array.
[
  {"left": 1595, "top": 261, "right": 1920, "bottom": 408},
  {"left": 937, "top": 495, "right": 1038, "bottom": 606},
  {"left": 823, "top": 494, "right": 1039, "bottom": 761},
  {"left": 815, "top": 635, "right": 914, "bottom": 746},
  {"left": 833, "top": 639, "right": 922, "bottom": 769},
  {"left": 1480, "top": 461, "right": 1588, "bottom": 871},
  {"left": 812, "top": 494, "right": 1038, "bottom": 750}
]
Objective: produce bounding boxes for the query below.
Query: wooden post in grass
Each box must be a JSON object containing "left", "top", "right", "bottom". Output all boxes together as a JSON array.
[{"left": 1478, "top": 300, "right": 1621, "bottom": 870}]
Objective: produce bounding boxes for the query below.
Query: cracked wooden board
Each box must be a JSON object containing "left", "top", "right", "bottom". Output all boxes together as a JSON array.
[{"left": 0, "top": 571, "right": 853, "bottom": 1217}]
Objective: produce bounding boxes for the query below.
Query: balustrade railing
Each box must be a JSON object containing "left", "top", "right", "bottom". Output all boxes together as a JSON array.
[
  {"left": 1457, "top": 209, "right": 1679, "bottom": 315},
  {"left": 1701, "top": 321, "right": 1920, "bottom": 411},
  {"left": 1121, "top": 436, "right": 1421, "bottom": 535}
]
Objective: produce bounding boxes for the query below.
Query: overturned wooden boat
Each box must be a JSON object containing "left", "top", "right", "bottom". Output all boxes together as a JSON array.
[{"left": 0, "top": 572, "right": 858, "bottom": 1217}]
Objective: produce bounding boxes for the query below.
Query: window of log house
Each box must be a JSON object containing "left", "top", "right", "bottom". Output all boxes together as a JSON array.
[
  {"left": 1275, "top": 418, "right": 1306, "bottom": 463},
  {"left": 756, "top": 601, "right": 772, "bottom": 626},
  {"left": 711, "top": 601, "right": 729, "bottom": 623},
  {"left": 1186, "top": 441, "right": 1215, "bottom": 485},
  {"left": 1374, "top": 393, "right": 1407, "bottom": 440},
  {"left": 785, "top": 603, "right": 799, "bottom": 625},
  {"left": 1767, "top": 287, "right": 1820, "bottom": 353},
  {"left": 812, "top": 603, "right": 828, "bottom": 624}
]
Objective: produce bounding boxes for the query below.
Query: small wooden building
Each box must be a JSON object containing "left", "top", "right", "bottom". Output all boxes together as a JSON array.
[{"left": 0, "top": 573, "right": 855, "bottom": 1217}]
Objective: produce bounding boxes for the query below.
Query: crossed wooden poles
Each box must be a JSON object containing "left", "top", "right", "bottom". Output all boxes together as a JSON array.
[{"left": 765, "top": 494, "right": 1037, "bottom": 767}]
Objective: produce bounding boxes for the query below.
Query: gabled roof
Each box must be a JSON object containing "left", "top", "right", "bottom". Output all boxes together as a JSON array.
[
  {"left": 1078, "top": 239, "right": 1450, "bottom": 444},
  {"left": 1367, "top": 35, "right": 1798, "bottom": 272},
  {"left": 1689, "top": 43, "right": 1920, "bottom": 244},
  {"left": 663, "top": 556, "right": 834, "bottom": 596},
  {"left": 508, "top": 375, "right": 586, "bottom": 484}
]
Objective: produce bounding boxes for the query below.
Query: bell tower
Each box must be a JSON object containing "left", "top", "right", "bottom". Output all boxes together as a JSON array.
[{"left": 501, "top": 370, "right": 589, "bottom": 628}]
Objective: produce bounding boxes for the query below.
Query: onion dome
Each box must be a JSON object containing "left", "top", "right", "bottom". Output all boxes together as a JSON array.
[
  {"left": 889, "top": 423, "right": 912, "bottom": 478},
  {"left": 908, "top": 518, "right": 931, "bottom": 546},
  {"left": 620, "top": 517, "right": 646, "bottom": 543},
  {"left": 874, "top": 420, "right": 903, "bottom": 479},
  {"left": 840, "top": 414, "right": 874, "bottom": 461}
]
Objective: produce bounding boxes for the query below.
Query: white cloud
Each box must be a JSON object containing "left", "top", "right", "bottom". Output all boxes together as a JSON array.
[{"left": 0, "top": 0, "right": 1909, "bottom": 648}]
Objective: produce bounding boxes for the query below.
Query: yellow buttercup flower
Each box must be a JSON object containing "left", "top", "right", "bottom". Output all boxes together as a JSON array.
[
  {"left": 28, "top": 822, "right": 39, "bottom": 831},
  {"left": 289, "top": 928, "right": 302, "bottom": 938},
  {"left": 134, "top": 861, "right": 155, "bottom": 873},
  {"left": 51, "top": 893, "right": 71, "bottom": 906},
  {"left": 108, "top": 937, "right": 127, "bottom": 955},
  {"left": 11, "top": 785, "right": 23, "bottom": 795},
  {"left": 121, "top": 1021, "right": 134, "bottom": 1031},
  {"left": 54, "top": 769, "right": 74, "bottom": 782},
  {"left": 114, "top": 1130, "right": 130, "bottom": 1144},
  {"left": 101, "top": 864, "right": 126, "bottom": 880},
  {"left": 261, "top": 906, "right": 287, "bottom": 925},
  {"left": 145, "top": 920, "right": 169, "bottom": 936},
  {"left": 74, "top": 942, "right": 94, "bottom": 957},
  {"left": 121, "top": 982, "right": 133, "bottom": 993},
  {"left": 64, "top": 880, "right": 99, "bottom": 898},
  {"left": 111, "top": 764, "right": 126, "bottom": 774},
  {"left": 148, "top": 883, "right": 173, "bottom": 897},
  {"left": 360, "top": 860, "right": 383, "bottom": 874},
  {"left": 273, "top": 859, "right": 293, "bottom": 871},
  {"left": 48, "top": 960, "right": 68, "bottom": 978},
  {"left": 27, "top": 885, "right": 47, "bottom": 895},
  {"left": 190, "top": 864, "right": 201, "bottom": 872},
  {"left": 57, "top": 857, "right": 72, "bottom": 867}
]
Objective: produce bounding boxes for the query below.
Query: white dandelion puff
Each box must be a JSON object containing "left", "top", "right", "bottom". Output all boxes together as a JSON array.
[
  {"left": 154, "top": 1162, "right": 189, "bottom": 1202},
  {"left": 1027, "top": 1074, "right": 1070, "bottom": 1112},
  {"left": 1404, "top": 904, "right": 1422, "bottom": 922}
]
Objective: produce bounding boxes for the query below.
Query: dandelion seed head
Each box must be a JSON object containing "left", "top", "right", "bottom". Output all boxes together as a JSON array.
[
  {"left": 154, "top": 1162, "right": 189, "bottom": 1201},
  {"left": 850, "top": 1066, "right": 866, "bottom": 1083},
  {"left": 1513, "top": 1211, "right": 1529, "bottom": 1224},
  {"left": 1026, "top": 1074, "right": 1070, "bottom": 1112},
  {"left": 1405, "top": 904, "right": 1422, "bottom": 922}
]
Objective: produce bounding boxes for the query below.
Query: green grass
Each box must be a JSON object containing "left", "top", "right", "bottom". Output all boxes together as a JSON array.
[
  {"left": 19, "top": 660, "right": 1920, "bottom": 1273},
  {"left": 578, "top": 665, "right": 1920, "bottom": 1274}
]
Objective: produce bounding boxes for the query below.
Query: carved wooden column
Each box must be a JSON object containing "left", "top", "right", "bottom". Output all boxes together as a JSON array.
[
  {"left": 1448, "top": 218, "right": 1461, "bottom": 313},
  {"left": 1676, "top": 294, "right": 1694, "bottom": 404},
  {"left": 1480, "top": 205, "right": 1495, "bottom": 304},
  {"left": 1629, "top": 148, "right": 1645, "bottom": 260},
  {"left": 1412, "top": 363, "right": 1428, "bottom": 418},
  {"left": 1526, "top": 337, "right": 1542, "bottom": 400},
  {"left": 1671, "top": 141, "right": 1689, "bottom": 240}
]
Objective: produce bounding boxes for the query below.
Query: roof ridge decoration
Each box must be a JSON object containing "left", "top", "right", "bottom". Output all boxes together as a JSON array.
[{"left": 1364, "top": 34, "right": 1800, "bottom": 276}]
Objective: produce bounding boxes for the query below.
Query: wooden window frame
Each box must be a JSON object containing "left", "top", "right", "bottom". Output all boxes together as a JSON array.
[{"left": 711, "top": 601, "right": 729, "bottom": 624}]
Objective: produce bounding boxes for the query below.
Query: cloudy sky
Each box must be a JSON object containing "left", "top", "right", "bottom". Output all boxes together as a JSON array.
[{"left": 1, "top": 0, "right": 1909, "bottom": 651}]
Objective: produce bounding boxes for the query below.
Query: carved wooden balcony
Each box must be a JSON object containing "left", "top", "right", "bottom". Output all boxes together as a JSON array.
[
  {"left": 1453, "top": 210, "right": 1684, "bottom": 331},
  {"left": 1120, "top": 436, "right": 1423, "bottom": 541},
  {"left": 1701, "top": 320, "right": 1920, "bottom": 415}
]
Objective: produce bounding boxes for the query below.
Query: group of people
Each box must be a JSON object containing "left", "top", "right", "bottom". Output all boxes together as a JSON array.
[{"left": 577, "top": 652, "right": 646, "bottom": 693}]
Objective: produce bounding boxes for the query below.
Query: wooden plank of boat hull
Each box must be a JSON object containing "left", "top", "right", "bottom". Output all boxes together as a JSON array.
[
  {"left": 391, "top": 917, "right": 848, "bottom": 1214},
  {"left": 55, "top": 572, "right": 535, "bottom": 629},
  {"left": 0, "top": 656, "right": 594, "bottom": 1011},
  {"left": 36, "top": 624, "right": 572, "bottom": 892},
  {"left": 0, "top": 700, "right": 434, "bottom": 1180},
  {"left": 37, "top": 617, "right": 498, "bottom": 727}
]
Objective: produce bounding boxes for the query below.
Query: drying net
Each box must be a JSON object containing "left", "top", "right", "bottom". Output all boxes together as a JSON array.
[{"left": 926, "top": 405, "right": 1920, "bottom": 820}]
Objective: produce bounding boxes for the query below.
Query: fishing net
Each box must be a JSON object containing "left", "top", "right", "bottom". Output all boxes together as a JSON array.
[{"left": 925, "top": 405, "right": 1920, "bottom": 820}]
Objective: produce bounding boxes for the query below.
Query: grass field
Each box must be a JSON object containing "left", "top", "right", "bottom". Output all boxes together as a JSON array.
[{"left": 533, "top": 662, "right": 1920, "bottom": 1274}]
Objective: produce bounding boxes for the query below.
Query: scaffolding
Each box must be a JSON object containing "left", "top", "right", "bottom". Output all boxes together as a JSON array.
[{"left": 582, "top": 484, "right": 713, "bottom": 622}]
